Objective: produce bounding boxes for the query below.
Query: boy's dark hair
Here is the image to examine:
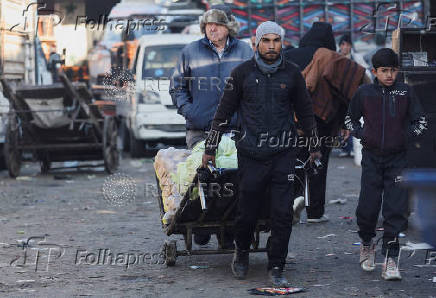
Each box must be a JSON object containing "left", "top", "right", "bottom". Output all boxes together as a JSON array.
[
  {"left": 339, "top": 34, "right": 351, "bottom": 45},
  {"left": 371, "top": 48, "right": 398, "bottom": 69}
]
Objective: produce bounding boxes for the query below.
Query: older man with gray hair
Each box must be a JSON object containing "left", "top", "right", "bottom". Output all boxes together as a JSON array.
[
  {"left": 170, "top": 4, "right": 252, "bottom": 248},
  {"left": 202, "top": 21, "right": 320, "bottom": 286},
  {"left": 170, "top": 4, "right": 252, "bottom": 149}
]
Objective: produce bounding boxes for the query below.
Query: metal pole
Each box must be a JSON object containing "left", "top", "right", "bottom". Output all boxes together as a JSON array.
[
  {"left": 324, "top": 0, "right": 329, "bottom": 22},
  {"left": 299, "top": 0, "right": 304, "bottom": 39},
  {"left": 350, "top": 0, "right": 354, "bottom": 44}
]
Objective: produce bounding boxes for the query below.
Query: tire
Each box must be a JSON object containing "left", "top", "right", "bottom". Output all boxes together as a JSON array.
[
  {"left": 4, "top": 115, "right": 21, "bottom": 178},
  {"left": 129, "top": 131, "right": 145, "bottom": 158},
  {"left": 103, "top": 116, "right": 119, "bottom": 174},
  {"left": 0, "top": 144, "right": 6, "bottom": 170}
]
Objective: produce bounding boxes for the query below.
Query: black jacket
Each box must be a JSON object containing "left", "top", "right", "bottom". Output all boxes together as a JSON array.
[
  {"left": 205, "top": 57, "right": 316, "bottom": 160},
  {"left": 346, "top": 79, "right": 427, "bottom": 155},
  {"left": 284, "top": 22, "right": 336, "bottom": 70}
]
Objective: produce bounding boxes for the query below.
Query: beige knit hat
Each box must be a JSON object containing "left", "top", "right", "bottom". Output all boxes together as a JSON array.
[{"left": 200, "top": 4, "right": 239, "bottom": 37}]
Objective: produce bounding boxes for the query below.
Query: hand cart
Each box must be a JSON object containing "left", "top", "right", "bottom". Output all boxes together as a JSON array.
[{"left": 0, "top": 73, "right": 119, "bottom": 177}]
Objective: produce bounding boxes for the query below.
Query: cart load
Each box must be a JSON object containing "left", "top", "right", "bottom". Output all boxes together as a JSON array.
[{"left": 154, "top": 135, "right": 238, "bottom": 224}]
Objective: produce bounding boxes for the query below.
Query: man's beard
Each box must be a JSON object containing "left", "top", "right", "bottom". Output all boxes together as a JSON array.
[{"left": 259, "top": 51, "right": 280, "bottom": 63}]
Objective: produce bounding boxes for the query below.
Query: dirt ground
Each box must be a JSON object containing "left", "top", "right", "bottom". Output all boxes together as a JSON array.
[{"left": 0, "top": 153, "right": 435, "bottom": 297}]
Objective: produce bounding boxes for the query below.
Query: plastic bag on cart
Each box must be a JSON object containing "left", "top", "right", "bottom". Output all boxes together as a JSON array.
[
  {"left": 174, "top": 136, "right": 237, "bottom": 197},
  {"left": 154, "top": 135, "right": 238, "bottom": 224}
]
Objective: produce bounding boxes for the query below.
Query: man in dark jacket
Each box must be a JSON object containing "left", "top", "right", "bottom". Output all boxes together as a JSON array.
[
  {"left": 202, "top": 21, "right": 320, "bottom": 287},
  {"left": 284, "top": 22, "right": 344, "bottom": 223},
  {"left": 170, "top": 4, "right": 252, "bottom": 149}
]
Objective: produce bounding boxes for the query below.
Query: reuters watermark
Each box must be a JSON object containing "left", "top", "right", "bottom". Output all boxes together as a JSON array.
[{"left": 145, "top": 182, "right": 236, "bottom": 200}]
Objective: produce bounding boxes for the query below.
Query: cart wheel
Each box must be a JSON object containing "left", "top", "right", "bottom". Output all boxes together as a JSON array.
[
  {"left": 4, "top": 115, "right": 21, "bottom": 178},
  {"left": 40, "top": 160, "right": 51, "bottom": 174},
  {"left": 103, "top": 116, "right": 119, "bottom": 174},
  {"left": 163, "top": 240, "right": 177, "bottom": 266}
]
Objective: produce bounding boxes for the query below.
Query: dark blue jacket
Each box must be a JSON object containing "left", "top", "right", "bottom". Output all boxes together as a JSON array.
[
  {"left": 346, "top": 79, "right": 427, "bottom": 155},
  {"left": 170, "top": 36, "right": 253, "bottom": 131}
]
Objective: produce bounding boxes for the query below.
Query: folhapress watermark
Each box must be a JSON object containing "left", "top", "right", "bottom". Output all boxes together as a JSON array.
[
  {"left": 75, "top": 248, "right": 165, "bottom": 270},
  {"left": 75, "top": 15, "right": 166, "bottom": 34}
]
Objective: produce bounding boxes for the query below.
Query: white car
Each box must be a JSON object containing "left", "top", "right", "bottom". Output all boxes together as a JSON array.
[{"left": 124, "top": 34, "right": 201, "bottom": 157}]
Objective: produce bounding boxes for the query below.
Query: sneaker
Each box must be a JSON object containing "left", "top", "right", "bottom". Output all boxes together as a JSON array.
[
  {"left": 382, "top": 257, "right": 402, "bottom": 280},
  {"left": 292, "top": 196, "right": 305, "bottom": 225},
  {"left": 307, "top": 215, "right": 329, "bottom": 223},
  {"left": 359, "top": 242, "right": 376, "bottom": 272},
  {"left": 268, "top": 267, "right": 289, "bottom": 287},
  {"left": 231, "top": 249, "right": 249, "bottom": 280}
]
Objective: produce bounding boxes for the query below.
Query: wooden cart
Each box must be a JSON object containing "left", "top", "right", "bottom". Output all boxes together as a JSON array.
[{"left": 1, "top": 73, "right": 119, "bottom": 177}]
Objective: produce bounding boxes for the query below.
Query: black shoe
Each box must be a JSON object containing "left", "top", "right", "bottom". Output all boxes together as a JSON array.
[
  {"left": 231, "top": 249, "right": 249, "bottom": 280},
  {"left": 268, "top": 267, "right": 289, "bottom": 287},
  {"left": 194, "top": 233, "right": 211, "bottom": 245}
]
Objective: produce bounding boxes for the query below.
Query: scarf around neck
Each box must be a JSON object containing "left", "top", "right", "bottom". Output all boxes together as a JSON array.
[{"left": 255, "top": 51, "right": 282, "bottom": 74}]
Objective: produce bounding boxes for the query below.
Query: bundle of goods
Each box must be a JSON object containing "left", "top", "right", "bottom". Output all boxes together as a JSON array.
[{"left": 154, "top": 136, "right": 238, "bottom": 224}]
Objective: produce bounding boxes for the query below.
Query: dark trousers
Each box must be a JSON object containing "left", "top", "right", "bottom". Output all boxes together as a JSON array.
[
  {"left": 297, "top": 117, "right": 335, "bottom": 219},
  {"left": 235, "top": 149, "right": 296, "bottom": 270},
  {"left": 356, "top": 149, "right": 408, "bottom": 257}
]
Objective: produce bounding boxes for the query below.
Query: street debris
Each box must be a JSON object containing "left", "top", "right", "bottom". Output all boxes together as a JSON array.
[
  {"left": 376, "top": 227, "right": 384, "bottom": 231},
  {"left": 325, "top": 253, "right": 336, "bottom": 257},
  {"left": 96, "top": 210, "right": 117, "bottom": 214},
  {"left": 54, "top": 174, "right": 73, "bottom": 180},
  {"left": 433, "top": 277, "right": 436, "bottom": 283},
  {"left": 343, "top": 193, "right": 359, "bottom": 198},
  {"left": 130, "top": 160, "right": 144, "bottom": 168},
  {"left": 317, "top": 234, "right": 336, "bottom": 239},
  {"left": 87, "top": 175, "right": 96, "bottom": 180},
  {"left": 16, "top": 231, "right": 25, "bottom": 234},
  {"left": 248, "top": 287, "right": 305, "bottom": 295},
  {"left": 329, "top": 199, "right": 347, "bottom": 204},
  {"left": 313, "top": 284, "right": 330, "bottom": 287},
  {"left": 403, "top": 242, "right": 434, "bottom": 250},
  {"left": 339, "top": 216, "right": 353, "bottom": 220},
  {"left": 16, "top": 280, "right": 35, "bottom": 283},
  {"left": 352, "top": 242, "right": 361, "bottom": 246},
  {"left": 16, "top": 176, "right": 33, "bottom": 181},
  {"left": 344, "top": 252, "right": 353, "bottom": 255},
  {"left": 189, "top": 265, "right": 209, "bottom": 269}
]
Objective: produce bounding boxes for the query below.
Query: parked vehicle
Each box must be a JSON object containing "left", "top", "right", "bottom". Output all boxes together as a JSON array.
[{"left": 122, "top": 34, "right": 201, "bottom": 157}]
